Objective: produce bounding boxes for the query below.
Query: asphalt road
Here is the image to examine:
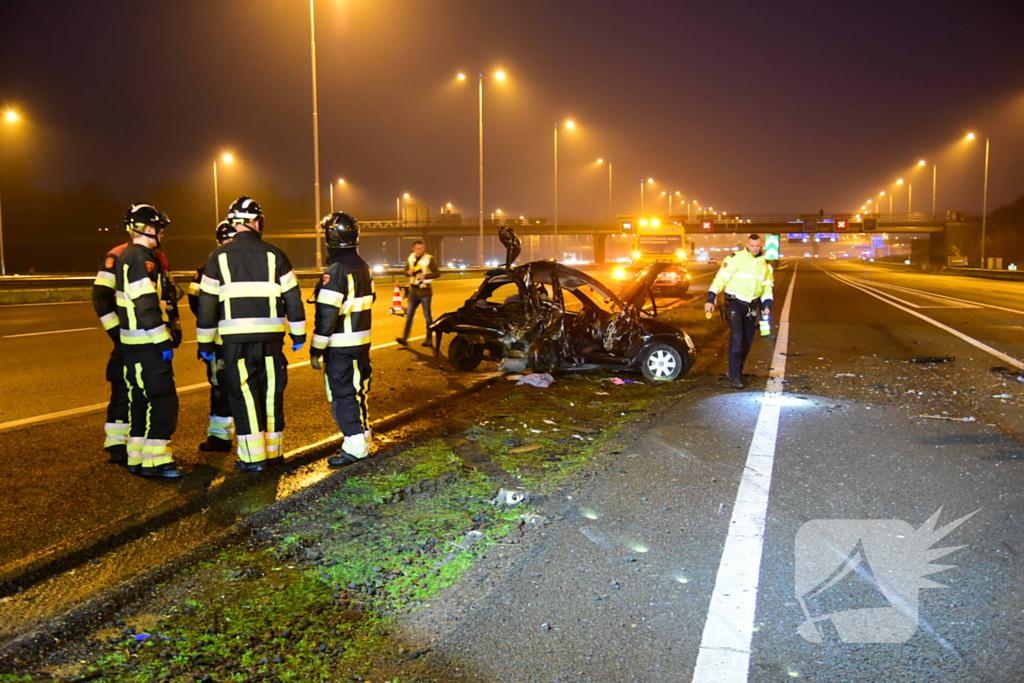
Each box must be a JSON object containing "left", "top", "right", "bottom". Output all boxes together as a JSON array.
[
  {"left": 415, "top": 260, "right": 1024, "bottom": 682},
  {"left": 0, "top": 265, "right": 717, "bottom": 598}
]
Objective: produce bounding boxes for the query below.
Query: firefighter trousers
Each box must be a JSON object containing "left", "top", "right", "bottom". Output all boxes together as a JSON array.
[
  {"left": 323, "top": 349, "right": 372, "bottom": 441},
  {"left": 727, "top": 298, "right": 758, "bottom": 380},
  {"left": 104, "top": 342, "right": 129, "bottom": 451},
  {"left": 123, "top": 347, "right": 179, "bottom": 468},
  {"left": 223, "top": 342, "right": 288, "bottom": 463},
  {"left": 204, "top": 348, "right": 234, "bottom": 441}
]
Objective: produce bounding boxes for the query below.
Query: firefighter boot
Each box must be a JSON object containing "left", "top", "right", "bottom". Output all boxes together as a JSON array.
[
  {"left": 106, "top": 445, "right": 129, "bottom": 465},
  {"left": 137, "top": 463, "right": 184, "bottom": 479},
  {"left": 199, "top": 435, "right": 233, "bottom": 452}
]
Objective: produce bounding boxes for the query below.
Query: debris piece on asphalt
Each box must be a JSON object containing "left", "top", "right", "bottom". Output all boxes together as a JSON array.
[
  {"left": 492, "top": 488, "right": 530, "bottom": 506},
  {"left": 504, "top": 374, "right": 525, "bottom": 381},
  {"left": 499, "top": 357, "right": 529, "bottom": 372},
  {"left": 918, "top": 414, "right": 976, "bottom": 422},
  {"left": 517, "top": 372, "right": 554, "bottom": 388},
  {"left": 133, "top": 633, "right": 187, "bottom": 642},
  {"left": 595, "top": 391, "right": 610, "bottom": 395},
  {"left": 510, "top": 444, "right": 541, "bottom": 453},
  {"left": 610, "top": 377, "right": 639, "bottom": 385},
  {"left": 835, "top": 373, "right": 857, "bottom": 377},
  {"left": 992, "top": 394, "right": 1012, "bottom": 399},
  {"left": 543, "top": 419, "right": 557, "bottom": 425},
  {"left": 541, "top": 622, "right": 551, "bottom": 630},
  {"left": 908, "top": 356, "right": 954, "bottom": 364},
  {"left": 459, "top": 530, "right": 485, "bottom": 548}
]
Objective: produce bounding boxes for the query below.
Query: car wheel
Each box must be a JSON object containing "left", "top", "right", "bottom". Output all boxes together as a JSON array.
[
  {"left": 448, "top": 334, "right": 483, "bottom": 371},
  {"left": 527, "top": 338, "right": 560, "bottom": 373},
  {"left": 639, "top": 343, "right": 684, "bottom": 381}
]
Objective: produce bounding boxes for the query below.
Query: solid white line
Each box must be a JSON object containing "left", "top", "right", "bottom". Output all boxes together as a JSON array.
[
  {"left": 841, "top": 273, "right": 1024, "bottom": 315},
  {"left": 0, "top": 335, "right": 429, "bottom": 433},
  {"left": 3, "top": 327, "right": 99, "bottom": 339},
  {"left": 691, "top": 264, "right": 797, "bottom": 683},
  {"left": 825, "top": 270, "right": 1024, "bottom": 372}
]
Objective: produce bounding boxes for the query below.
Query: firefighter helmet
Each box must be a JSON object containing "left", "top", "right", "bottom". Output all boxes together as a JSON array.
[
  {"left": 227, "top": 196, "right": 264, "bottom": 232},
  {"left": 321, "top": 212, "right": 360, "bottom": 248},
  {"left": 215, "top": 220, "right": 236, "bottom": 245},
  {"left": 125, "top": 203, "right": 170, "bottom": 244}
]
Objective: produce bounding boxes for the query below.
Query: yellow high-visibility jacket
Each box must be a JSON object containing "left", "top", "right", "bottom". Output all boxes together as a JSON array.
[{"left": 708, "top": 249, "right": 774, "bottom": 304}]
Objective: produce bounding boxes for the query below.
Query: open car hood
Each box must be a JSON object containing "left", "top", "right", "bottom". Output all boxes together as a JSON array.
[{"left": 618, "top": 263, "right": 671, "bottom": 308}]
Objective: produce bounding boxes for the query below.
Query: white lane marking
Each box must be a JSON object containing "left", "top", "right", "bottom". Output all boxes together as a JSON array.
[
  {"left": 2, "top": 327, "right": 99, "bottom": 339},
  {"left": 691, "top": 265, "right": 797, "bottom": 683},
  {"left": 843, "top": 274, "right": 1024, "bottom": 315},
  {"left": 0, "top": 336, "right": 428, "bottom": 433},
  {"left": 825, "top": 269, "right": 1024, "bottom": 372}
]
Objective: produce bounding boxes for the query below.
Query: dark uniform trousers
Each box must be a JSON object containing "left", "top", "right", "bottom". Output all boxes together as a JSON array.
[
  {"left": 104, "top": 342, "right": 130, "bottom": 450},
  {"left": 204, "top": 348, "right": 234, "bottom": 440},
  {"left": 223, "top": 342, "right": 288, "bottom": 463},
  {"left": 324, "top": 348, "right": 372, "bottom": 437},
  {"left": 727, "top": 298, "right": 758, "bottom": 380},
  {"left": 403, "top": 288, "right": 433, "bottom": 340},
  {"left": 123, "top": 347, "right": 179, "bottom": 468}
]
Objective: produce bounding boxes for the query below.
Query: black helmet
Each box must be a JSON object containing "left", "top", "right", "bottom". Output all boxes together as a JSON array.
[
  {"left": 227, "top": 196, "right": 264, "bottom": 232},
  {"left": 215, "top": 220, "right": 236, "bottom": 245},
  {"left": 321, "top": 212, "right": 359, "bottom": 248},
  {"left": 125, "top": 203, "right": 170, "bottom": 244}
]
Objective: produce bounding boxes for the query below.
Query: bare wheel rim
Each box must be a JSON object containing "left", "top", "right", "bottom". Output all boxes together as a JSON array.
[{"left": 647, "top": 349, "right": 678, "bottom": 378}]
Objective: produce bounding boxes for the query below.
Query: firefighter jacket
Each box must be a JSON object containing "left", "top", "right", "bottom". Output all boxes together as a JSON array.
[
  {"left": 188, "top": 263, "right": 222, "bottom": 348},
  {"left": 406, "top": 252, "right": 440, "bottom": 296},
  {"left": 708, "top": 249, "right": 774, "bottom": 304},
  {"left": 113, "top": 243, "right": 178, "bottom": 351},
  {"left": 196, "top": 231, "right": 306, "bottom": 354},
  {"left": 311, "top": 250, "right": 375, "bottom": 357},
  {"left": 93, "top": 242, "right": 131, "bottom": 342}
]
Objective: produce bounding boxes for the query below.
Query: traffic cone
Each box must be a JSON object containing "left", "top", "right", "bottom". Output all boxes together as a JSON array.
[{"left": 389, "top": 281, "right": 405, "bottom": 316}]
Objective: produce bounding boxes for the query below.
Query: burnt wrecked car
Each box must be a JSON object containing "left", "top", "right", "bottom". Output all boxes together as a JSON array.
[{"left": 431, "top": 260, "right": 696, "bottom": 381}]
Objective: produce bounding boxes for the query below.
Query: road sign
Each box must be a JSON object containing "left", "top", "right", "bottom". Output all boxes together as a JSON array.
[
  {"left": 872, "top": 235, "right": 885, "bottom": 249},
  {"left": 765, "top": 234, "right": 780, "bottom": 260},
  {"left": 701, "top": 220, "right": 713, "bottom": 231},
  {"left": 620, "top": 220, "right": 634, "bottom": 231},
  {"left": 803, "top": 218, "right": 817, "bottom": 231},
  {"left": 863, "top": 218, "right": 878, "bottom": 232},
  {"left": 788, "top": 233, "right": 807, "bottom": 240},
  {"left": 836, "top": 219, "right": 848, "bottom": 231}
]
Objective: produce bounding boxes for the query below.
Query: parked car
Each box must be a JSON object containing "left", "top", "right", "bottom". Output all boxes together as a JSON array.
[
  {"left": 431, "top": 261, "right": 696, "bottom": 381},
  {"left": 613, "top": 263, "right": 690, "bottom": 295}
]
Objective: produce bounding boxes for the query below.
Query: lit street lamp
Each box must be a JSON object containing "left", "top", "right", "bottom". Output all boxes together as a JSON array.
[
  {"left": 330, "top": 178, "right": 345, "bottom": 214},
  {"left": 965, "top": 132, "right": 990, "bottom": 266},
  {"left": 308, "top": 0, "right": 325, "bottom": 268},
  {"left": 397, "top": 192, "right": 410, "bottom": 221},
  {"left": 457, "top": 69, "right": 506, "bottom": 267},
  {"left": 1, "top": 109, "right": 22, "bottom": 276},
  {"left": 597, "top": 158, "right": 613, "bottom": 220},
  {"left": 213, "top": 153, "right": 234, "bottom": 223},
  {"left": 640, "top": 178, "right": 653, "bottom": 215},
  {"left": 662, "top": 190, "right": 682, "bottom": 215}
]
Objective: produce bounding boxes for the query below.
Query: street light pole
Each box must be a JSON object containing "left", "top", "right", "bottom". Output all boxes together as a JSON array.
[
  {"left": 2, "top": 109, "right": 23, "bottom": 276},
  {"left": 982, "top": 136, "right": 990, "bottom": 266},
  {"left": 213, "top": 160, "right": 220, "bottom": 225},
  {"left": 329, "top": 182, "right": 334, "bottom": 214},
  {"left": 640, "top": 179, "right": 644, "bottom": 216},
  {"left": 479, "top": 75, "right": 484, "bottom": 267},
  {"left": 553, "top": 123, "right": 558, "bottom": 260},
  {"left": 608, "top": 159, "right": 613, "bottom": 221},
  {"left": 309, "top": 0, "right": 323, "bottom": 269},
  {"left": 932, "top": 164, "right": 937, "bottom": 218}
]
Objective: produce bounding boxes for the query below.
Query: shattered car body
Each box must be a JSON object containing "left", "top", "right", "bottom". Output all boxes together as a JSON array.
[{"left": 431, "top": 260, "right": 696, "bottom": 381}]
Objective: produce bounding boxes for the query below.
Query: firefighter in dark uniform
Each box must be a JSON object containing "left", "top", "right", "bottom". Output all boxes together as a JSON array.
[
  {"left": 396, "top": 239, "right": 439, "bottom": 347},
  {"left": 187, "top": 220, "right": 236, "bottom": 452},
  {"left": 310, "top": 213, "right": 375, "bottom": 467},
  {"left": 93, "top": 238, "right": 132, "bottom": 464},
  {"left": 704, "top": 233, "right": 774, "bottom": 389},
  {"left": 196, "top": 197, "right": 307, "bottom": 472},
  {"left": 114, "top": 204, "right": 182, "bottom": 477}
]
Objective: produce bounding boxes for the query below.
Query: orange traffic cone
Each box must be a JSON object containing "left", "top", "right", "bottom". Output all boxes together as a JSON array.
[{"left": 389, "top": 281, "right": 405, "bottom": 316}]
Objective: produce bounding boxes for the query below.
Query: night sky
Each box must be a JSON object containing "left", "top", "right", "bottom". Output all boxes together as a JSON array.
[{"left": 2, "top": 0, "right": 1023, "bottom": 226}]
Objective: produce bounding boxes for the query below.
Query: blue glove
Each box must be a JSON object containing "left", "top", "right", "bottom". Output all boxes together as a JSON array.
[
  {"left": 291, "top": 342, "right": 303, "bottom": 352},
  {"left": 761, "top": 299, "right": 773, "bottom": 312},
  {"left": 162, "top": 349, "right": 174, "bottom": 363},
  {"left": 200, "top": 351, "right": 215, "bottom": 362}
]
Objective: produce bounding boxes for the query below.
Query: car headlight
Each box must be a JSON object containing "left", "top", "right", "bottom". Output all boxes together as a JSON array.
[{"left": 613, "top": 267, "right": 627, "bottom": 280}]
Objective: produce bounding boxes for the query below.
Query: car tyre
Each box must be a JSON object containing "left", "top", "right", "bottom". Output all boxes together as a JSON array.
[
  {"left": 448, "top": 334, "right": 484, "bottom": 371},
  {"left": 527, "top": 338, "right": 560, "bottom": 373},
  {"left": 639, "top": 343, "right": 684, "bottom": 382}
]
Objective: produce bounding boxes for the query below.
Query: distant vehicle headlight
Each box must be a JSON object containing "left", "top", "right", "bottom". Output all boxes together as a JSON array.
[
  {"left": 613, "top": 267, "right": 628, "bottom": 280},
  {"left": 373, "top": 264, "right": 384, "bottom": 274}
]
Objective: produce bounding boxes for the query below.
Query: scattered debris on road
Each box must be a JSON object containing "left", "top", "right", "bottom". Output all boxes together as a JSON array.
[
  {"left": 492, "top": 488, "right": 530, "bottom": 506},
  {"left": 517, "top": 373, "right": 554, "bottom": 388},
  {"left": 908, "top": 356, "right": 954, "bottom": 364},
  {"left": 918, "top": 414, "right": 977, "bottom": 422}
]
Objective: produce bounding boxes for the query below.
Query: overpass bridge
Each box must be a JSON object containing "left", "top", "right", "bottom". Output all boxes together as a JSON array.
[{"left": 266, "top": 213, "right": 973, "bottom": 265}]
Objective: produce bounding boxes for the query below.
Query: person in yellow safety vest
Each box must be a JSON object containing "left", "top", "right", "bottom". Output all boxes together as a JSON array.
[
  {"left": 114, "top": 204, "right": 183, "bottom": 478},
  {"left": 704, "top": 233, "right": 774, "bottom": 389},
  {"left": 396, "top": 239, "right": 440, "bottom": 348}
]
